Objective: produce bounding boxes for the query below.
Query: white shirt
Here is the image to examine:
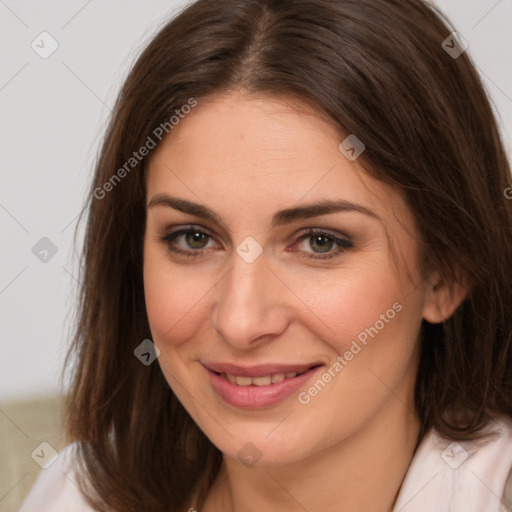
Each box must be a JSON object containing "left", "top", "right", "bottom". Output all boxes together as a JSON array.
[{"left": 20, "top": 417, "right": 512, "bottom": 512}]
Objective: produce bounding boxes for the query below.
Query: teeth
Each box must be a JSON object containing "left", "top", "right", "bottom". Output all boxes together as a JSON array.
[
  {"left": 252, "top": 375, "right": 272, "bottom": 386},
  {"left": 223, "top": 371, "right": 303, "bottom": 386},
  {"left": 271, "top": 373, "right": 285, "bottom": 383},
  {"left": 235, "top": 376, "right": 253, "bottom": 386}
]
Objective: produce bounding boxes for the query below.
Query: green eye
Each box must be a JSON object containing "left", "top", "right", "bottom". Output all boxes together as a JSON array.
[
  {"left": 185, "top": 231, "right": 209, "bottom": 249},
  {"left": 160, "top": 226, "right": 353, "bottom": 262},
  {"left": 296, "top": 229, "right": 354, "bottom": 260},
  {"left": 309, "top": 235, "right": 334, "bottom": 253},
  {"left": 160, "top": 227, "right": 214, "bottom": 258}
]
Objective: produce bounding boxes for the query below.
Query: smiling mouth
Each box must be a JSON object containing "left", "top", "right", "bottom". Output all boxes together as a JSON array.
[
  {"left": 204, "top": 362, "right": 324, "bottom": 408},
  {"left": 213, "top": 369, "right": 313, "bottom": 387}
]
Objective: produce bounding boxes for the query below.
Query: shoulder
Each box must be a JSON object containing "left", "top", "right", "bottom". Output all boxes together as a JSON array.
[
  {"left": 19, "top": 443, "right": 95, "bottom": 512},
  {"left": 394, "top": 415, "right": 512, "bottom": 512},
  {"left": 502, "top": 466, "right": 512, "bottom": 512}
]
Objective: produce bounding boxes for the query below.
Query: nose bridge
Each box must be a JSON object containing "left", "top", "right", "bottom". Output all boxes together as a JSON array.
[{"left": 212, "top": 250, "right": 287, "bottom": 347}]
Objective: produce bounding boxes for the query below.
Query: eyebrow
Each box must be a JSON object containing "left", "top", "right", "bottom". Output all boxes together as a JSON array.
[{"left": 147, "top": 194, "right": 381, "bottom": 228}]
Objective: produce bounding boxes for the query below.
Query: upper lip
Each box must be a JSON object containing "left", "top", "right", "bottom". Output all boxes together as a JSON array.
[{"left": 202, "top": 362, "right": 323, "bottom": 377}]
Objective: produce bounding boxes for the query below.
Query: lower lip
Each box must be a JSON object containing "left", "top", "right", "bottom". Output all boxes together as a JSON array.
[{"left": 206, "top": 366, "right": 323, "bottom": 408}]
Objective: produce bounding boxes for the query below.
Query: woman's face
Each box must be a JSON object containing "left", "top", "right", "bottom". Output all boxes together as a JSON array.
[{"left": 143, "top": 91, "right": 432, "bottom": 466}]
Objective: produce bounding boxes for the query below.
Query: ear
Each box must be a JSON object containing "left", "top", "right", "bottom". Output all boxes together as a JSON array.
[{"left": 422, "top": 268, "right": 470, "bottom": 324}]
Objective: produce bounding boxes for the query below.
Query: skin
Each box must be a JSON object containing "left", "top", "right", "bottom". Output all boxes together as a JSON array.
[{"left": 143, "top": 91, "right": 467, "bottom": 512}]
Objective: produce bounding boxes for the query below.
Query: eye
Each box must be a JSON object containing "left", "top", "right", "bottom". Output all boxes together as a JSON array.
[
  {"left": 294, "top": 228, "right": 353, "bottom": 260},
  {"left": 309, "top": 235, "right": 334, "bottom": 253},
  {"left": 159, "top": 226, "right": 217, "bottom": 257},
  {"left": 158, "top": 226, "right": 353, "bottom": 261},
  {"left": 181, "top": 231, "right": 210, "bottom": 249}
]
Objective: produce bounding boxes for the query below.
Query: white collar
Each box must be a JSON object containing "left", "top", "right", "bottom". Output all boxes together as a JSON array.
[{"left": 393, "top": 416, "right": 512, "bottom": 511}]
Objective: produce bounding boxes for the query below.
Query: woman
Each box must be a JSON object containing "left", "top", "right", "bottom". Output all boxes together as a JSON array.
[{"left": 20, "top": 0, "right": 512, "bottom": 510}]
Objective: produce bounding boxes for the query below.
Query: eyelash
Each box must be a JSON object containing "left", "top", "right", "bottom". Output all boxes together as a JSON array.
[{"left": 158, "top": 225, "right": 354, "bottom": 261}]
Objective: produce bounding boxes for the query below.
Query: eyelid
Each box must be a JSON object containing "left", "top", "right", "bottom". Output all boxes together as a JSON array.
[
  {"left": 298, "top": 226, "right": 352, "bottom": 241},
  {"left": 161, "top": 224, "right": 217, "bottom": 239}
]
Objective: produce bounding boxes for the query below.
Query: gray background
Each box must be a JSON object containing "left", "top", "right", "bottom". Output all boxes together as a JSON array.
[{"left": 1, "top": 0, "right": 511, "bottom": 401}]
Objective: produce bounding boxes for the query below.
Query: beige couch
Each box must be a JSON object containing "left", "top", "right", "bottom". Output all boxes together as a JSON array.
[{"left": 0, "top": 395, "right": 66, "bottom": 512}]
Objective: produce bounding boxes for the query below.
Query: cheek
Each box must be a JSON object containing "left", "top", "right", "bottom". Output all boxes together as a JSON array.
[
  {"left": 306, "top": 272, "right": 422, "bottom": 401},
  {"left": 291, "top": 262, "right": 406, "bottom": 345},
  {"left": 143, "top": 249, "right": 211, "bottom": 349},
  {"left": 292, "top": 259, "right": 423, "bottom": 384}
]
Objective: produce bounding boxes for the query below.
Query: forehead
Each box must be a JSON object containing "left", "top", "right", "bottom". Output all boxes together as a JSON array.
[{"left": 146, "top": 92, "right": 409, "bottom": 228}]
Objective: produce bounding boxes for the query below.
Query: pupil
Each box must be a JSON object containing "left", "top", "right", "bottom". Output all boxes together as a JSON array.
[
  {"left": 187, "top": 232, "right": 206, "bottom": 248},
  {"left": 312, "top": 235, "right": 332, "bottom": 253}
]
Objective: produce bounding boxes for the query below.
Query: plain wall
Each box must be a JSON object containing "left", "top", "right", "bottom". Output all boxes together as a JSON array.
[{"left": 1, "top": 0, "right": 511, "bottom": 401}]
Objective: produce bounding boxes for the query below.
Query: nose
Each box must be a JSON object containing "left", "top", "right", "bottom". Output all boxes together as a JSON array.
[{"left": 211, "top": 250, "right": 290, "bottom": 349}]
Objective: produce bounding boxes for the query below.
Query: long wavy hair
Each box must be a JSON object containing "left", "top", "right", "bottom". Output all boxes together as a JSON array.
[{"left": 64, "top": 0, "right": 512, "bottom": 510}]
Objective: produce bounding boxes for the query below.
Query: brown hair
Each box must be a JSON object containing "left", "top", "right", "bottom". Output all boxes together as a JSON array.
[{"left": 64, "top": 0, "right": 512, "bottom": 510}]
